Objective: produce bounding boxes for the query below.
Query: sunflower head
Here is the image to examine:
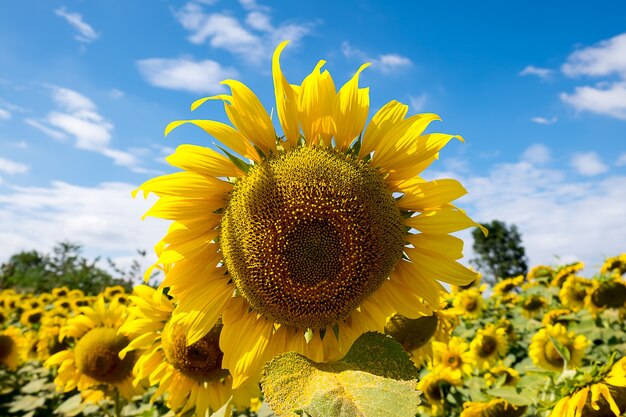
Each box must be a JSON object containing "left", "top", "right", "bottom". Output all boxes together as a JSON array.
[
  {"left": 529, "top": 323, "right": 588, "bottom": 372},
  {"left": 470, "top": 324, "right": 509, "bottom": 369},
  {"left": 0, "top": 326, "right": 28, "bottom": 371},
  {"left": 560, "top": 276, "right": 592, "bottom": 311},
  {"left": 600, "top": 254, "right": 626, "bottom": 276},
  {"left": 552, "top": 261, "right": 585, "bottom": 287},
  {"left": 453, "top": 288, "right": 484, "bottom": 319},
  {"left": 590, "top": 279, "right": 626, "bottom": 309},
  {"left": 492, "top": 276, "right": 523, "bottom": 296},
  {"left": 484, "top": 365, "right": 520, "bottom": 387},
  {"left": 520, "top": 294, "right": 547, "bottom": 317},
  {"left": 527, "top": 265, "right": 554, "bottom": 282},
  {"left": 417, "top": 367, "right": 462, "bottom": 415}
]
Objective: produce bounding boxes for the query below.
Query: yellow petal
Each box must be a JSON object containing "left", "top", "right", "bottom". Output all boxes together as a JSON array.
[
  {"left": 143, "top": 197, "right": 224, "bottom": 221},
  {"left": 405, "top": 207, "right": 487, "bottom": 235},
  {"left": 272, "top": 41, "right": 300, "bottom": 148},
  {"left": 166, "top": 144, "right": 243, "bottom": 177},
  {"left": 134, "top": 171, "right": 232, "bottom": 199},
  {"left": 360, "top": 100, "right": 408, "bottom": 158},
  {"left": 221, "top": 79, "right": 277, "bottom": 154},
  {"left": 394, "top": 178, "right": 467, "bottom": 210},
  {"left": 333, "top": 63, "right": 370, "bottom": 150},
  {"left": 406, "top": 248, "right": 477, "bottom": 286},
  {"left": 406, "top": 233, "right": 465, "bottom": 260},
  {"left": 299, "top": 61, "right": 336, "bottom": 145}
]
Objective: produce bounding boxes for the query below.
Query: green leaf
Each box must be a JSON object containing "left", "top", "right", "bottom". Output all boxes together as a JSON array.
[
  {"left": 485, "top": 387, "right": 534, "bottom": 406},
  {"left": 548, "top": 335, "right": 571, "bottom": 362},
  {"left": 217, "top": 146, "right": 251, "bottom": 174},
  {"left": 261, "top": 332, "right": 420, "bottom": 417},
  {"left": 209, "top": 396, "right": 233, "bottom": 417}
]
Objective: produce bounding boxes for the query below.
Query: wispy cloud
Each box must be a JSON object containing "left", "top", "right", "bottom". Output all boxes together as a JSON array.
[
  {"left": 174, "top": 1, "right": 316, "bottom": 64},
  {"left": 521, "top": 143, "right": 551, "bottom": 164},
  {"left": 617, "top": 153, "right": 626, "bottom": 166},
  {"left": 341, "top": 42, "right": 412, "bottom": 73},
  {"left": 0, "top": 157, "right": 29, "bottom": 175},
  {"left": 54, "top": 7, "right": 99, "bottom": 43},
  {"left": 519, "top": 65, "right": 553, "bottom": 79},
  {"left": 409, "top": 93, "right": 428, "bottom": 112},
  {"left": 561, "top": 33, "right": 626, "bottom": 120},
  {"left": 0, "top": 108, "right": 10, "bottom": 121},
  {"left": 26, "top": 86, "right": 146, "bottom": 172},
  {"left": 531, "top": 116, "right": 557, "bottom": 125},
  {"left": 571, "top": 151, "right": 608, "bottom": 176},
  {"left": 136, "top": 57, "right": 237, "bottom": 93}
]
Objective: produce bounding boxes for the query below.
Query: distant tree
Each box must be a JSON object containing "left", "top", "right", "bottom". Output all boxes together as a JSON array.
[
  {"left": 0, "top": 241, "right": 136, "bottom": 294},
  {"left": 471, "top": 220, "right": 528, "bottom": 282}
]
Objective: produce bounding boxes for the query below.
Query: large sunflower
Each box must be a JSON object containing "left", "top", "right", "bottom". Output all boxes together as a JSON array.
[{"left": 137, "top": 41, "right": 481, "bottom": 388}]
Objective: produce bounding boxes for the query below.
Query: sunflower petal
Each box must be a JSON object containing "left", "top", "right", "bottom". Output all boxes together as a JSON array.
[
  {"left": 333, "top": 63, "right": 370, "bottom": 150},
  {"left": 272, "top": 41, "right": 300, "bottom": 148}
]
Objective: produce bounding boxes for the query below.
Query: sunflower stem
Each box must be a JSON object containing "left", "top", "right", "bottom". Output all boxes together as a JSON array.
[{"left": 113, "top": 389, "right": 123, "bottom": 417}]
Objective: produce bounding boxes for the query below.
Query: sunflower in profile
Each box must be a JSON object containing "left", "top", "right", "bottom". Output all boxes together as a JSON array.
[
  {"left": 418, "top": 366, "right": 462, "bottom": 415},
  {"left": 601, "top": 254, "right": 626, "bottom": 276},
  {"left": 527, "top": 264, "right": 554, "bottom": 283},
  {"left": 552, "top": 261, "right": 585, "bottom": 287},
  {"left": 470, "top": 324, "right": 509, "bottom": 369},
  {"left": 44, "top": 297, "right": 139, "bottom": 402},
  {"left": 432, "top": 336, "right": 474, "bottom": 377},
  {"left": 136, "top": 41, "right": 481, "bottom": 387},
  {"left": 529, "top": 323, "right": 587, "bottom": 372},
  {"left": 542, "top": 308, "right": 574, "bottom": 327},
  {"left": 484, "top": 364, "right": 519, "bottom": 388},
  {"left": 384, "top": 305, "right": 459, "bottom": 367},
  {"left": 0, "top": 326, "right": 28, "bottom": 371},
  {"left": 452, "top": 288, "right": 484, "bottom": 319},
  {"left": 119, "top": 285, "right": 256, "bottom": 416},
  {"left": 492, "top": 275, "right": 523, "bottom": 297},
  {"left": 560, "top": 275, "right": 592, "bottom": 312},
  {"left": 550, "top": 356, "right": 626, "bottom": 417},
  {"left": 460, "top": 399, "right": 526, "bottom": 417}
]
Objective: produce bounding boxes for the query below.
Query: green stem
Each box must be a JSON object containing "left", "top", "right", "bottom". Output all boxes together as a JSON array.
[{"left": 114, "top": 389, "right": 123, "bottom": 417}]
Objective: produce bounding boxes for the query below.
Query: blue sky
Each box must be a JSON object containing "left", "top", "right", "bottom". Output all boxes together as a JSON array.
[{"left": 1, "top": 0, "right": 625, "bottom": 273}]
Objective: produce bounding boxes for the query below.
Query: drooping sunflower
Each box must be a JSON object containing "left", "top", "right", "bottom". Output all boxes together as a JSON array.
[
  {"left": 560, "top": 276, "right": 592, "bottom": 312},
  {"left": 470, "top": 324, "right": 509, "bottom": 370},
  {"left": 484, "top": 364, "right": 520, "bottom": 388},
  {"left": 600, "top": 254, "right": 626, "bottom": 276},
  {"left": 418, "top": 366, "right": 462, "bottom": 416},
  {"left": 432, "top": 336, "right": 475, "bottom": 377},
  {"left": 550, "top": 356, "right": 626, "bottom": 417},
  {"left": 529, "top": 323, "right": 588, "bottom": 372},
  {"left": 44, "top": 297, "right": 140, "bottom": 402},
  {"left": 460, "top": 399, "right": 526, "bottom": 417},
  {"left": 119, "top": 285, "right": 256, "bottom": 416},
  {"left": 0, "top": 326, "right": 28, "bottom": 371},
  {"left": 136, "top": 41, "right": 481, "bottom": 387}
]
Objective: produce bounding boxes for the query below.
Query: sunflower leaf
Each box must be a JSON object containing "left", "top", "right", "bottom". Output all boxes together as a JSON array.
[
  {"left": 261, "top": 332, "right": 420, "bottom": 417},
  {"left": 548, "top": 335, "right": 571, "bottom": 362}
]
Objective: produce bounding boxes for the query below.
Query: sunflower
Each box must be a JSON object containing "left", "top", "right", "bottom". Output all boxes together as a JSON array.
[
  {"left": 559, "top": 275, "right": 592, "bottom": 312},
  {"left": 44, "top": 297, "right": 139, "bottom": 402},
  {"left": 600, "top": 254, "right": 626, "bottom": 276},
  {"left": 585, "top": 276, "right": 626, "bottom": 316},
  {"left": 52, "top": 287, "right": 71, "bottom": 298},
  {"left": 418, "top": 366, "right": 462, "bottom": 416},
  {"left": 520, "top": 294, "right": 547, "bottom": 318},
  {"left": 470, "top": 324, "right": 509, "bottom": 370},
  {"left": 551, "top": 356, "right": 626, "bottom": 417},
  {"left": 527, "top": 264, "right": 554, "bottom": 283},
  {"left": 492, "top": 275, "right": 523, "bottom": 297},
  {"left": 385, "top": 306, "right": 459, "bottom": 367},
  {"left": 542, "top": 308, "right": 574, "bottom": 327},
  {"left": 136, "top": 41, "right": 481, "bottom": 388},
  {"left": 452, "top": 288, "right": 484, "bottom": 319},
  {"left": 432, "top": 336, "right": 474, "bottom": 377},
  {"left": 484, "top": 364, "right": 520, "bottom": 388},
  {"left": 20, "top": 307, "right": 44, "bottom": 328},
  {"left": 552, "top": 261, "right": 585, "bottom": 287},
  {"left": 529, "top": 323, "right": 588, "bottom": 372},
  {"left": 0, "top": 326, "right": 28, "bottom": 371},
  {"left": 119, "top": 285, "right": 255, "bottom": 416},
  {"left": 460, "top": 399, "right": 526, "bottom": 417}
]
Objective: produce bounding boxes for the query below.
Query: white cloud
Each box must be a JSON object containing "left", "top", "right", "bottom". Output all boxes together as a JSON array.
[
  {"left": 174, "top": 2, "right": 315, "bottom": 64},
  {"left": 457, "top": 159, "right": 626, "bottom": 269},
  {"left": 0, "top": 108, "right": 11, "bottom": 121},
  {"left": 560, "top": 82, "right": 626, "bottom": 120},
  {"left": 342, "top": 42, "right": 412, "bottom": 73},
  {"left": 0, "top": 157, "right": 29, "bottom": 175},
  {"left": 519, "top": 65, "right": 553, "bottom": 79},
  {"left": 110, "top": 89, "right": 125, "bottom": 99},
  {"left": 27, "top": 86, "right": 144, "bottom": 172},
  {"left": 571, "top": 152, "right": 608, "bottom": 176},
  {"left": 409, "top": 94, "right": 428, "bottom": 112},
  {"left": 531, "top": 116, "right": 557, "bottom": 125},
  {"left": 617, "top": 153, "right": 626, "bottom": 166},
  {"left": 0, "top": 181, "right": 167, "bottom": 271},
  {"left": 136, "top": 58, "right": 237, "bottom": 94},
  {"left": 54, "top": 7, "right": 99, "bottom": 43},
  {"left": 562, "top": 33, "right": 626, "bottom": 77},
  {"left": 521, "top": 144, "right": 551, "bottom": 164}
]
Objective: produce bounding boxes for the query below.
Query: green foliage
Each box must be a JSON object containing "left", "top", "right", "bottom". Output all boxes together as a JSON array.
[
  {"left": 261, "top": 332, "right": 420, "bottom": 417},
  {"left": 471, "top": 220, "right": 528, "bottom": 281},
  {"left": 0, "top": 242, "right": 138, "bottom": 295}
]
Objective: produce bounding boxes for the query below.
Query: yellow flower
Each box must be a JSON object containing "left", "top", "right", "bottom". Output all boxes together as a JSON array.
[
  {"left": 119, "top": 285, "right": 256, "bottom": 415},
  {"left": 385, "top": 306, "right": 458, "bottom": 367},
  {"left": 461, "top": 399, "right": 526, "bottom": 417},
  {"left": 103, "top": 285, "right": 126, "bottom": 300},
  {"left": 529, "top": 323, "right": 588, "bottom": 372},
  {"left": 552, "top": 261, "right": 585, "bottom": 287},
  {"left": 136, "top": 41, "right": 481, "bottom": 388},
  {"left": 453, "top": 288, "right": 484, "bottom": 319},
  {"left": 45, "top": 297, "right": 140, "bottom": 402},
  {"left": 601, "top": 254, "right": 626, "bottom": 276},
  {"left": 432, "top": 336, "right": 475, "bottom": 376},
  {"left": 542, "top": 308, "right": 574, "bottom": 327},
  {"left": 585, "top": 276, "right": 626, "bottom": 316},
  {"left": 52, "top": 287, "right": 71, "bottom": 298},
  {"left": 20, "top": 307, "right": 44, "bottom": 328},
  {"left": 484, "top": 364, "right": 520, "bottom": 387},
  {"left": 0, "top": 326, "right": 28, "bottom": 371},
  {"left": 418, "top": 366, "right": 462, "bottom": 416},
  {"left": 520, "top": 294, "right": 547, "bottom": 318},
  {"left": 550, "top": 357, "right": 626, "bottom": 417},
  {"left": 560, "top": 276, "right": 592, "bottom": 312},
  {"left": 492, "top": 275, "right": 524, "bottom": 296},
  {"left": 470, "top": 324, "right": 509, "bottom": 369},
  {"left": 527, "top": 265, "right": 554, "bottom": 282}
]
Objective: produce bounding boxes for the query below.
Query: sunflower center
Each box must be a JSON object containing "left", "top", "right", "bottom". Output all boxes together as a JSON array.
[
  {"left": 0, "top": 335, "right": 15, "bottom": 361},
  {"left": 479, "top": 335, "right": 497, "bottom": 358},
  {"left": 385, "top": 314, "right": 439, "bottom": 352},
  {"left": 523, "top": 296, "right": 544, "bottom": 311},
  {"left": 425, "top": 379, "right": 448, "bottom": 402},
  {"left": 592, "top": 282, "right": 626, "bottom": 308},
  {"left": 162, "top": 322, "right": 228, "bottom": 382},
  {"left": 74, "top": 327, "right": 135, "bottom": 384},
  {"left": 222, "top": 146, "right": 404, "bottom": 329},
  {"left": 27, "top": 312, "right": 42, "bottom": 325},
  {"left": 463, "top": 298, "right": 478, "bottom": 312},
  {"left": 446, "top": 355, "right": 459, "bottom": 368}
]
